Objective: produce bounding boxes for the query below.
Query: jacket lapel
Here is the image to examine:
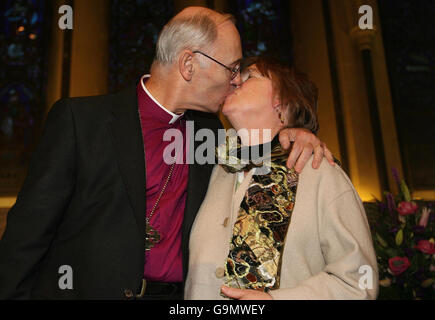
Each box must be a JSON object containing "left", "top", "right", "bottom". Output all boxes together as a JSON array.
[
  {"left": 108, "top": 86, "right": 146, "bottom": 238},
  {"left": 181, "top": 111, "right": 217, "bottom": 278}
]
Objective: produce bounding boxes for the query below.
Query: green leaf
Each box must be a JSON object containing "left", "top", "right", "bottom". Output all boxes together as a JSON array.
[
  {"left": 386, "top": 248, "right": 399, "bottom": 257},
  {"left": 421, "top": 278, "right": 435, "bottom": 288},
  {"left": 400, "top": 180, "right": 411, "bottom": 201},
  {"left": 395, "top": 229, "right": 404, "bottom": 246},
  {"left": 376, "top": 233, "right": 388, "bottom": 247}
]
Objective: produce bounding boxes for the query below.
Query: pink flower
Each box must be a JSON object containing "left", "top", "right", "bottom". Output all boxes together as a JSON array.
[
  {"left": 414, "top": 240, "right": 435, "bottom": 255},
  {"left": 388, "top": 256, "right": 411, "bottom": 276},
  {"left": 418, "top": 207, "right": 431, "bottom": 228},
  {"left": 396, "top": 201, "right": 418, "bottom": 216}
]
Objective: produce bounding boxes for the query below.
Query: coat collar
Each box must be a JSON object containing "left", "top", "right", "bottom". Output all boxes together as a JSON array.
[{"left": 108, "top": 86, "right": 147, "bottom": 237}]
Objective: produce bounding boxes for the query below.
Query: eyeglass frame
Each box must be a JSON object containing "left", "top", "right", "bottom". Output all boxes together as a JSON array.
[{"left": 193, "top": 50, "right": 241, "bottom": 80}]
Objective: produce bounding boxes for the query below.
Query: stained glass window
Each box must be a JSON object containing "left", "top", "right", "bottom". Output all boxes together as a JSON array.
[
  {"left": 0, "top": 0, "right": 48, "bottom": 195},
  {"left": 379, "top": 0, "right": 435, "bottom": 190},
  {"left": 228, "top": 0, "right": 293, "bottom": 65},
  {"left": 109, "top": 0, "right": 174, "bottom": 92}
]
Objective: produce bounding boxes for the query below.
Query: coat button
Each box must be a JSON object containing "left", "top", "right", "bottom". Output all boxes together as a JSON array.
[
  {"left": 223, "top": 217, "right": 229, "bottom": 227},
  {"left": 123, "top": 289, "right": 134, "bottom": 299},
  {"left": 215, "top": 267, "right": 225, "bottom": 279}
]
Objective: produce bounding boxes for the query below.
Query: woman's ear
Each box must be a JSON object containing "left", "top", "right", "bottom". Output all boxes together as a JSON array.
[
  {"left": 273, "top": 105, "right": 281, "bottom": 115},
  {"left": 272, "top": 94, "right": 281, "bottom": 109},
  {"left": 179, "top": 50, "right": 194, "bottom": 81},
  {"left": 274, "top": 104, "right": 285, "bottom": 125},
  {"left": 272, "top": 94, "right": 286, "bottom": 124}
]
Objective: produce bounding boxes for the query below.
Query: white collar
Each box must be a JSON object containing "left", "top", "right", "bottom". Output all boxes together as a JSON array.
[{"left": 140, "top": 74, "right": 184, "bottom": 125}]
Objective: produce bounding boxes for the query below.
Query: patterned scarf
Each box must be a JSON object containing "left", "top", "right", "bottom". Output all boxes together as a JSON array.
[
  {"left": 216, "top": 134, "right": 289, "bottom": 174},
  {"left": 216, "top": 134, "right": 299, "bottom": 294}
]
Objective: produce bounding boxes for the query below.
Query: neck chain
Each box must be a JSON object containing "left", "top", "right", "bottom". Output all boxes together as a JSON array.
[
  {"left": 137, "top": 105, "right": 176, "bottom": 251},
  {"left": 144, "top": 162, "right": 175, "bottom": 250}
]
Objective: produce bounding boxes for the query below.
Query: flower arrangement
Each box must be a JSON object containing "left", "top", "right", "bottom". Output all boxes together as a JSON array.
[{"left": 368, "top": 168, "right": 434, "bottom": 299}]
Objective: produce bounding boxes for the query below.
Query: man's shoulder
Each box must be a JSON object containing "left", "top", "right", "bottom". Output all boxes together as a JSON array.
[{"left": 51, "top": 86, "right": 137, "bottom": 116}]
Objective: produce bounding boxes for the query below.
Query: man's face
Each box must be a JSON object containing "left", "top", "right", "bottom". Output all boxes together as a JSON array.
[{"left": 191, "top": 21, "right": 243, "bottom": 113}]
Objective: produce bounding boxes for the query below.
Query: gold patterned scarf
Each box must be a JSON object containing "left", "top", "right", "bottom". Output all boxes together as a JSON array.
[{"left": 216, "top": 134, "right": 299, "bottom": 294}]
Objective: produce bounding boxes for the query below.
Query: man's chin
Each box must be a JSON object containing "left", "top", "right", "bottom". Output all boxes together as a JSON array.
[
  {"left": 209, "top": 104, "right": 221, "bottom": 114},
  {"left": 187, "top": 102, "right": 219, "bottom": 114},
  {"left": 194, "top": 98, "right": 226, "bottom": 114},
  {"left": 221, "top": 100, "right": 234, "bottom": 116},
  {"left": 199, "top": 105, "right": 220, "bottom": 114}
]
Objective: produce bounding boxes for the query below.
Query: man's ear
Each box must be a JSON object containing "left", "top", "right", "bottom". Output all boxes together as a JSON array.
[{"left": 179, "top": 50, "right": 194, "bottom": 81}]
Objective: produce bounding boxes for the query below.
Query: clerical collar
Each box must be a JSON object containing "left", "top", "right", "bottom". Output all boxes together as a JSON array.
[{"left": 140, "top": 74, "right": 184, "bottom": 125}]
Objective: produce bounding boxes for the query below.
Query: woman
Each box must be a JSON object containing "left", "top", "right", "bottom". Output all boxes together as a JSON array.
[{"left": 185, "top": 57, "right": 378, "bottom": 300}]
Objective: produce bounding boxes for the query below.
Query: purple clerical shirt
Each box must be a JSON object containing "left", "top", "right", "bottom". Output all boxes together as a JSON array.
[{"left": 137, "top": 75, "right": 188, "bottom": 282}]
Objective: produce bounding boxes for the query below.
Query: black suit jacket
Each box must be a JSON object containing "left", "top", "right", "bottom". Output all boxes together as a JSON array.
[{"left": 0, "top": 86, "right": 222, "bottom": 299}]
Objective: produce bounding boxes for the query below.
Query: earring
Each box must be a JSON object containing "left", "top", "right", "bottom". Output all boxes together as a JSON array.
[{"left": 275, "top": 105, "right": 284, "bottom": 123}]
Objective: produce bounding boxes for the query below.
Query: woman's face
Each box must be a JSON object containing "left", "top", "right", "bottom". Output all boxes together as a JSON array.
[{"left": 222, "top": 64, "right": 283, "bottom": 134}]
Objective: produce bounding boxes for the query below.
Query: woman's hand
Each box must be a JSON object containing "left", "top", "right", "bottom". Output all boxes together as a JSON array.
[
  {"left": 221, "top": 285, "right": 273, "bottom": 300},
  {"left": 278, "top": 128, "right": 335, "bottom": 173}
]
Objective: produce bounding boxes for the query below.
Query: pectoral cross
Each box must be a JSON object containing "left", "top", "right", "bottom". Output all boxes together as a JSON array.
[{"left": 145, "top": 222, "right": 161, "bottom": 251}]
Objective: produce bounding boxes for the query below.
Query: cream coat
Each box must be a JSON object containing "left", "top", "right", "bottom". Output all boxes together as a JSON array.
[{"left": 185, "top": 157, "right": 379, "bottom": 300}]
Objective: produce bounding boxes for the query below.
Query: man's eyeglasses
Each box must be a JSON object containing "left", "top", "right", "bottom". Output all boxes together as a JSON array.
[{"left": 193, "top": 50, "right": 240, "bottom": 80}]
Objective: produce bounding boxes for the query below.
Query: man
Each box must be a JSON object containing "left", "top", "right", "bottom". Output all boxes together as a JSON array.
[{"left": 0, "top": 7, "right": 333, "bottom": 299}]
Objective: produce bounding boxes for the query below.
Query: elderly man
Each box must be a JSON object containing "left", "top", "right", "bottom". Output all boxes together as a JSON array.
[{"left": 0, "top": 7, "right": 333, "bottom": 299}]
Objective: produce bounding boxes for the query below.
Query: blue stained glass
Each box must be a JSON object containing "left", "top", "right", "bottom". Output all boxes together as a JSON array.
[
  {"left": 230, "top": 0, "right": 293, "bottom": 65},
  {"left": 0, "top": 0, "right": 47, "bottom": 167},
  {"left": 109, "top": 0, "right": 174, "bottom": 92}
]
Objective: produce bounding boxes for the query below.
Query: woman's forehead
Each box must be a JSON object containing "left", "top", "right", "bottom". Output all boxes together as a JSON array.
[{"left": 242, "top": 64, "right": 260, "bottom": 75}]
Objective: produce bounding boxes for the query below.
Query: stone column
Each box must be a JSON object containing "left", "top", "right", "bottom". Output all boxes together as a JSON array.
[
  {"left": 347, "top": 0, "right": 403, "bottom": 194},
  {"left": 326, "top": 0, "right": 382, "bottom": 199},
  {"left": 290, "top": 0, "right": 343, "bottom": 169},
  {"left": 69, "top": 0, "right": 110, "bottom": 97}
]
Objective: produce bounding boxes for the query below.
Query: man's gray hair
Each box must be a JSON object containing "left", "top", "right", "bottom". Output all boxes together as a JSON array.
[{"left": 155, "top": 11, "right": 234, "bottom": 65}]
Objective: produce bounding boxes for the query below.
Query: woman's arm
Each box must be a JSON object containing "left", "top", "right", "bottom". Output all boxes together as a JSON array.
[
  {"left": 221, "top": 188, "right": 379, "bottom": 300},
  {"left": 270, "top": 188, "right": 379, "bottom": 300},
  {"left": 278, "top": 128, "right": 335, "bottom": 172}
]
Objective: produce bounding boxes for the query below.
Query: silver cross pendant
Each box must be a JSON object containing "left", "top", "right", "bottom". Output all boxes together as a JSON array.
[{"left": 145, "top": 222, "right": 161, "bottom": 251}]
